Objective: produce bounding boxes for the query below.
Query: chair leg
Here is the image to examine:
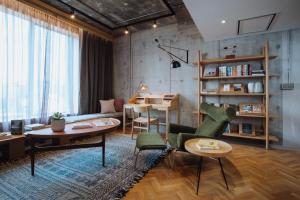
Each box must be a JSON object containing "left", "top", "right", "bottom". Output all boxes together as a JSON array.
[
  {"left": 134, "top": 150, "right": 141, "bottom": 169},
  {"left": 133, "top": 146, "right": 137, "bottom": 155},
  {"left": 131, "top": 121, "right": 134, "bottom": 139},
  {"left": 171, "top": 149, "right": 177, "bottom": 170}
]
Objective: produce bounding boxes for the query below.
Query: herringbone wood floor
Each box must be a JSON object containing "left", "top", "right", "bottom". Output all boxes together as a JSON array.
[{"left": 123, "top": 136, "right": 300, "bottom": 200}]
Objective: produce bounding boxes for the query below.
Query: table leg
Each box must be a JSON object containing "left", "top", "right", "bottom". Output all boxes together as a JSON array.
[
  {"left": 218, "top": 158, "right": 229, "bottom": 190},
  {"left": 196, "top": 156, "right": 203, "bottom": 195},
  {"left": 123, "top": 106, "right": 126, "bottom": 134},
  {"left": 166, "top": 109, "right": 169, "bottom": 140},
  {"left": 30, "top": 138, "right": 35, "bottom": 176},
  {"left": 102, "top": 134, "right": 106, "bottom": 167}
]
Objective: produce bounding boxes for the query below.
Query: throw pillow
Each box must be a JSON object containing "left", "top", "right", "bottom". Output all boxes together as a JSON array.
[
  {"left": 99, "top": 99, "right": 116, "bottom": 114},
  {"left": 114, "top": 98, "right": 124, "bottom": 112}
]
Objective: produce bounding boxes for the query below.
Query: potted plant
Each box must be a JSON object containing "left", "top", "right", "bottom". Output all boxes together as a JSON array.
[{"left": 51, "top": 112, "right": 65, "bottom": 132}]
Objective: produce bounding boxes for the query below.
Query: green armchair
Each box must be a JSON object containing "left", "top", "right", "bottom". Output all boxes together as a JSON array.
[{"left": 168, "top": 102, "right": 235, "bottom": 152}]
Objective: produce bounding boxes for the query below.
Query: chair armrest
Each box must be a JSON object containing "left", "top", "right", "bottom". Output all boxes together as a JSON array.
[
  {"left": 177, "top": 133, "right": 210, "bottom": 151},
  {"left": 169, "top": 124, "right": 197, "bottom": 134}
]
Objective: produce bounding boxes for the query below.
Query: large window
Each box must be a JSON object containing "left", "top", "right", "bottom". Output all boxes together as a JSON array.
[{"left": 0, "top": 4, "right": 80, "bottom": 129}]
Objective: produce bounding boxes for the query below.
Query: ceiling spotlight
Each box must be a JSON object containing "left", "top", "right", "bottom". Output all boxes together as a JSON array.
[
  {"left": 152, "top": 20, "right": 157, "bottom": 28},
  {"left": 70, "top": 10, "right": 75, "bottom": 19},
  {"left": 124, "top": 28, "right": 129, "bottom": 35},
  {"left": 221, "top": 20, "right": 226, "bottom": 24}
]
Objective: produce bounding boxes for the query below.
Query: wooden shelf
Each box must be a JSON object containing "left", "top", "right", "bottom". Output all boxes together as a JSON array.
[
  {"left": 193, "top": 74, "right": 280, "bottom": 80},
  {"left": 192, "top": 111, "right": 278, "bottom": 118},
  {"left": 200, "top": 92, "right": 266, "bottom": 96},
  {"left": 223, "top": 133, "right": 279, "bottom": 142},
  {"left": 195, "top": 42, "right": 276, "bottom": 149},
  {"left": 193, "top": 55, "right": 277, "bottom": 65}
]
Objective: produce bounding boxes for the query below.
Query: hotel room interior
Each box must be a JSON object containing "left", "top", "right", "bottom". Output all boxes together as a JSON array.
[{"left": 0, "top": 0, "right": 299, "bottom": 199}]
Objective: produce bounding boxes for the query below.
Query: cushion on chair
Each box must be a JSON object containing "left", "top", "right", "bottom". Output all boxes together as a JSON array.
[{"left": 136, "top": 132, "right": 166, "bottom": 150}]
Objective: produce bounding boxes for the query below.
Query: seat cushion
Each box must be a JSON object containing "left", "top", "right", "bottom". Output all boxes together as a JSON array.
[{"left": 136, "top": 133, "right": 166, "bottom": 150}]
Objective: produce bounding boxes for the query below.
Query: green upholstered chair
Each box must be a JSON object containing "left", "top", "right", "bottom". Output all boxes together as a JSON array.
[{"left": 167, "top": 102, "right": 235, "bottom": 152}]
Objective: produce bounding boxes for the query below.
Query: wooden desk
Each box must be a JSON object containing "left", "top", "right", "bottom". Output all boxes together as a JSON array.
[
  {"left": 123, "top": 93, "right": 180, "bottom": 139},
  {"left": 0, "top": 133, "right": 25, "bottom": 160}
]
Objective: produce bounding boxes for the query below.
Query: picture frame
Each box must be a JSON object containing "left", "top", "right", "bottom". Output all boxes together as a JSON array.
[
  {"left": 239, "top": 103, "right": 264, "bottom": 114},
  {"left": 219, "top": 83, "right": 244, "bottom": 93}
]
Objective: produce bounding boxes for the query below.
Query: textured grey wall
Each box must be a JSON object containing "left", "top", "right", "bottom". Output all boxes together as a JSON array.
[{"left": 113, "top": 22, "right": 300, "bottom": 149}]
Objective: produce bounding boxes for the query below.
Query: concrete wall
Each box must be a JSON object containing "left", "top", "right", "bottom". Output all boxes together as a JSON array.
[{"left": 113, "top": 22, "right": 300, "bottom": 149}]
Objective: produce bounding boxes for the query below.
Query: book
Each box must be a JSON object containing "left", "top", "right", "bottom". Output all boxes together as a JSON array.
[
  {"left": 197, "top": 140, "right": 220, "bottom": 150},
  {"left": 72, "top": 123, "right": 93, "bottom": 129},
  {"left": 92, "top": 119, "right": 114, "bottom": 127},
  {"left": 25, "top": 124, "right": 46, "bottom": 131}
]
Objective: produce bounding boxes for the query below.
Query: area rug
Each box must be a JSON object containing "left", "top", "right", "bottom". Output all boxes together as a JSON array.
[{"left": 0, "top": 134, "right": 167, "bottom": 200}]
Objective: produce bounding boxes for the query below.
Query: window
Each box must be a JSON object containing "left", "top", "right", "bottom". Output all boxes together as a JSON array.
[{"left": 0, "top": 4, "right": 80, "bottom": 129}]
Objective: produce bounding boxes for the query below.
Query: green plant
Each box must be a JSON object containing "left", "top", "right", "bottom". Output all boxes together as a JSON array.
[{"left": 52, "top": 112, "right": 64, "bottom": 120}]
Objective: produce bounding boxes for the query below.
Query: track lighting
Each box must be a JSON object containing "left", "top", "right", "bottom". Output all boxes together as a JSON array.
[
  {"left": 152, "top": 20, "right": 157, "bottom": 28},
  {"left": 70, "top": 10, "right": 75, "bottom": 19},
  {"left": 124, "top": 28, "right": 129, "bottom": 35}
]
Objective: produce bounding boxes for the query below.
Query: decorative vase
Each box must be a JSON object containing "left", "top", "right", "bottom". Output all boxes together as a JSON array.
[
  {"left": 247, "top": 82, "right": 255, "bottom": 93},
  {"left": 254, "top": 82, "right": 263, "bottom": 93},
  {"left": 51, "top": 119, "right": 65, "bottom": 132}
]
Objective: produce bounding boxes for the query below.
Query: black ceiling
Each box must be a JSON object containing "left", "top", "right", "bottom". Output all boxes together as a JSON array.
[{"left": 41, "top": 0, "right": 186, "bottom": 32}]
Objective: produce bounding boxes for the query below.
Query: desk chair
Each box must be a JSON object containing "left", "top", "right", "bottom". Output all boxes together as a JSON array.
[{"left": 131, "top": 105, "right": 159, "bottom": 139}]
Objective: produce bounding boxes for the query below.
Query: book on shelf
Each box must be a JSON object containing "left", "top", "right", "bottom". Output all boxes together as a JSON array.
[
  {"left": 197, "top": 140, "right": 220, "bottom": 150},
  {"left": 218, "top": 64, "right": 253, "bottom": 77}
]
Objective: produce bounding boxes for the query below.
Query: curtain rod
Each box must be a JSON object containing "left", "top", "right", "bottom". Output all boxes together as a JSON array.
[{"left": 17, "top": 0, "right": 114, "bottom": 41}]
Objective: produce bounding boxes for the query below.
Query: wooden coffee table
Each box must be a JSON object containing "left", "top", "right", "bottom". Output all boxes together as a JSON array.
[
  {"left": 185, "top": 138, "right": 232, "bottom": 194},
  {"left": 25, "top": 118, "right": 120, "bottom": 176}
]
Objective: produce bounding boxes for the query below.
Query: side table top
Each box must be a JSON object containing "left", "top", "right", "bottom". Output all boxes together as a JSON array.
[{"left": 185, "top": 138, "right": 232, "bottom": 158}]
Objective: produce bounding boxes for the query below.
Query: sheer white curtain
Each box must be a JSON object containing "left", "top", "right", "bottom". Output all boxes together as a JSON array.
[{"left": 0, "top": 3, "right": 80, "bottom": 130}]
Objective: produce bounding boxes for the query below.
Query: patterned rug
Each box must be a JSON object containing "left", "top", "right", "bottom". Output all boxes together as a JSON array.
[{"left": 0, "top": 134, "right": 167, "bottom": 200}]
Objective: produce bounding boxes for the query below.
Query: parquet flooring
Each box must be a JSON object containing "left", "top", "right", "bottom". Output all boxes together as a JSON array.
[{"left": 123, "top": 139, "right": 300, "bottom": 200}]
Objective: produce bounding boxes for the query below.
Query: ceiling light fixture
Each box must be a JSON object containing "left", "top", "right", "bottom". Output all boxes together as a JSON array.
[
  {"left": 124, "top": 28, "right": 129, "bottom": 35},
  {"left": 70, "top": 10, "right": 75, "bottom": 19},
  {"left": 153, "top": 20, "right": 157, "bottom": 28},
  {"left": 221, "top": 20, "right": 226, "bottom": 24}
]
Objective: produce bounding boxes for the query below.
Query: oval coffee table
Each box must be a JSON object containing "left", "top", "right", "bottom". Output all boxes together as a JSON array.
[
  {"left": 25, "top": 118, "right": 120, "bottom": 176},
  {"left": 185, "top": 138, "right": 232, "bottom": 194}
]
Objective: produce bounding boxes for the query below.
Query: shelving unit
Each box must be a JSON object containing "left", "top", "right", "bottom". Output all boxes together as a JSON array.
[{"left": 194, "top": 42, "right": 278, "bottom": 149}]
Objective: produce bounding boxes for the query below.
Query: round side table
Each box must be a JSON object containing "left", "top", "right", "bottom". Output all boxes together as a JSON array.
[{"left": 185, "top": 138, "right": 232, "bottom": 194}]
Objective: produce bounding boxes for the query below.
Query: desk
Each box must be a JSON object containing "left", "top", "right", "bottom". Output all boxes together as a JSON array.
[{"left": 123, "top": 94, "right": 180, "bottom": 139}]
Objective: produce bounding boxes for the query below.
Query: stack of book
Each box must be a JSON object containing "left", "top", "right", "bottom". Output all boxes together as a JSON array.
[
  {"left": 251, "top": 69, "right": 265, "bottom": 76},
  {"left": 25, "top": 124, "right": 46, "bottom": 131}
]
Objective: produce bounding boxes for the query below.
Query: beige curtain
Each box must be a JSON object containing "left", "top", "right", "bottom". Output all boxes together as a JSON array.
[{"left": 0, "top": 0, "right": 79, "bottom": 34}]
